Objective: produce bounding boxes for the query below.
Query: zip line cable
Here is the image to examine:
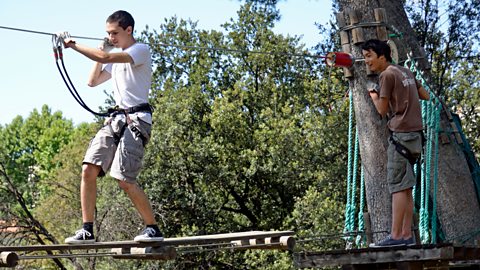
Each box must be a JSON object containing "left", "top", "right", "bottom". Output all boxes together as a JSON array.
[
  {"left": 0, "top": 25, "right": 326, "bottom": 59},
  {"left": 0, "top": 25, "right": 103, "bottom": 41}
]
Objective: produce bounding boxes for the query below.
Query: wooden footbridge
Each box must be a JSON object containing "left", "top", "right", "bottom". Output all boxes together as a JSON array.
[
  {"left": 0, "top": 230, "right": 295, "bottom": 268},
  {"left": 294, "top": 243, "right": 480, "bottom": 270}
]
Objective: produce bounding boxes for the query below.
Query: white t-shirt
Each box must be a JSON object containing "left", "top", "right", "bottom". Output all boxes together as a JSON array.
[{"left": 104, "top": 43, "right": 152, "bottom": 123}]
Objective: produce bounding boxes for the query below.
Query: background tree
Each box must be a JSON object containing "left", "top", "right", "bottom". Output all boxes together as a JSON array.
[
  {"left": 0, "top": 106, "right": 75, "bottom": 269},
  {"left": 139, "top": 2, "right": 348, "bottom": 268}
]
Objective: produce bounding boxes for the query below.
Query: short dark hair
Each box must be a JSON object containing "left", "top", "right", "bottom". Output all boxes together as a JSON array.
[
  {"left": 361, "top": 39, "right": 392, "bottom": 63},
  {"left": 107, "top": 10, "right": 135, "bottom": 31}
]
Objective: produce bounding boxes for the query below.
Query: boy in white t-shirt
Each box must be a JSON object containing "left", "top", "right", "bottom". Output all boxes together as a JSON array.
[{"left": 63, "top": 10, "right": 163, "bottom": 244}]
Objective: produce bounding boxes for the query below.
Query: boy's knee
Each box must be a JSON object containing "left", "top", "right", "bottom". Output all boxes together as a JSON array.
[
  {"left": 118, "top": 180, "right": 136, "bottom": 192},
  {"left": 82, "top": 163, "right": 101, "bottom": 181}
]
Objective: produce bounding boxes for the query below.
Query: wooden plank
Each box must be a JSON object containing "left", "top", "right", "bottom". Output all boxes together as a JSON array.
[
  {"left": 294, "top": 245, "right": 455, "bottom": 268},
  {"left": 0, "top": 230, "right": 294, "bottom": 253},
  {"left": 165, "top": 230, "right": 294, "bottom": 245}
]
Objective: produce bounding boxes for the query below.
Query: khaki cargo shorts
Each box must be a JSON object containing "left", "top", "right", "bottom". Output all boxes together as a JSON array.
[
  {"left": 387, "top": 131, "right": 423, "bottom": 194},
  {"left": 83, "top": 114, "right": 151, "bottom": 183}
]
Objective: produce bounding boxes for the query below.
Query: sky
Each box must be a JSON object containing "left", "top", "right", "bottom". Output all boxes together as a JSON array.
[{"left": 0, "top": 0, "right": 333, "bottom": 126}]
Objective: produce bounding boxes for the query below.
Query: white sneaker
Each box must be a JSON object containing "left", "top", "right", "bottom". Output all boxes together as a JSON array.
[
  {"left": 65, "top": 228, "right": 95, "bottom": 244},
  {"left": 134, "top": 227, "right": 164, "bottom": 242}
]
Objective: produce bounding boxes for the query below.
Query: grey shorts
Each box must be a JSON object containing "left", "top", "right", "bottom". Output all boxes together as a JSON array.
[
  {"left": 387, "top": 131, "right": 423, "bottom": 194},
  {"left": 83, "top": 114, "right": 151, "bottom": 183}
]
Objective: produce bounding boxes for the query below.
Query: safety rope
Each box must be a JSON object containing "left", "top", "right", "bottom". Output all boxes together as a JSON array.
[
  {"left": 431, "top": 100, "right": 441, "bottom": 243},
  {"left": 404, "top": 56, "right": 443, "bottom": 244},
  {"left": 343, "top": 89, "right": 367, "bottom": 249},
  {"left": 348, "top": 127, "right": 360, "bottom": 243},
  {"left": 355, "top": 166, "right": 365, "bottom": 246},
  {"left": 343, "top": 90, "right": 355, "bottom": 245},
  {"left": 51, "top": 33, "right": 110, "bottom": 117}
]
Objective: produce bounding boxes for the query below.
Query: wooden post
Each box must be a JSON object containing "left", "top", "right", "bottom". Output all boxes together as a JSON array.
[
  {"left": 348, "top": 9, "right": 364, "bottom": 45},
  {"left": 413, "top": 213, "right": 420, "bottom": 245},
  {"left": 0, "top": 252, "right": 18, "bottom": 268},
  {"left": 374, "top": 8, "right": 388, "bottom": 41},
  {"left": 363, "top": 212, "right": 373, "bottom": 245}
]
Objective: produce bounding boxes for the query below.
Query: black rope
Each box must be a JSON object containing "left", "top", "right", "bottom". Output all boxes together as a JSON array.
[{"left": 53, "top": 46, "right": 109, "bottom": 117}]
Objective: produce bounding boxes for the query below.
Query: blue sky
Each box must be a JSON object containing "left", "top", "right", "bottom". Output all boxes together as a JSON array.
[{"left": 0, "top": 0, "right": 333, "bottom": 125}]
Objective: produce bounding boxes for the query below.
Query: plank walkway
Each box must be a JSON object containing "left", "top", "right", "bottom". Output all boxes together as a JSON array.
[
  {"left": 294, "top": 243, "right": 480, "bottom": 269},
  {"left": 0, "top": 230, "right": 295, "bottom": 268}
]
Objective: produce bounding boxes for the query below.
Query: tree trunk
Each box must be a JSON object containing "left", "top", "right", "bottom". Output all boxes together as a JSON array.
[{"left": 336, "top": 0, "right": 480, "bottom": 244}]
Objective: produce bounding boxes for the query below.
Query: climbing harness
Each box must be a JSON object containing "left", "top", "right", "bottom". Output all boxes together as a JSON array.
[
  {"left": 388, "top": 132, "right": 425, "bottom": 165},
  {"left": 107, "top": 103, "right": 153, "bottom": 147},
  {"left": 51, "top": 32, "right": 153, "bottom": 146}
]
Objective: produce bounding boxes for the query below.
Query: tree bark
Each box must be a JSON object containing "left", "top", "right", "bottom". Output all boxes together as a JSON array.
[{"left": 336, "top": 0, "right": 480, "bottom": 243}]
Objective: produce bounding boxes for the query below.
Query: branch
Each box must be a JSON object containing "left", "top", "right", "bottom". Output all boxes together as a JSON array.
[{"left": 0, "top": 162, "right": 71, "bottom": 269}]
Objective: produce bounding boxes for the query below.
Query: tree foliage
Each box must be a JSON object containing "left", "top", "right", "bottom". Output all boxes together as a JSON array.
[
  {"left": 405, "top": 0, "right": 480, "bottom": 156},
  {"left": 138, "top": 2, "right": 348, "bottom": 268}
]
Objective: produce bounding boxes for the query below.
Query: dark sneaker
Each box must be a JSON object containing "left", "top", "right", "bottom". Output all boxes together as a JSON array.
[
  {"left": 369, "top": 234, "right": 405, "bottom": 248},
  {"left": 403, "top": 237, "right": 416, "bottom": 246},
  {"left": 134, "top": 227, "right": 164, "bottom": 242},
  {"left": 65, "top": 228, "right": 95, "bottom": 244}
]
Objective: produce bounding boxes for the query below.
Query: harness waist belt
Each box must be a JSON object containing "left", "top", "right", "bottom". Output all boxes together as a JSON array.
[
  {"left": 108, "top": 103, "right": 152, "bottom": 116},
  {"left": 389, "top": 135, "right": 421, "bottom": 165}
]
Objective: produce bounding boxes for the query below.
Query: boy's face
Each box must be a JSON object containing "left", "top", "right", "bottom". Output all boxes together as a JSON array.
[
  {"left": 362, "top": 49, "right": 386, "bottom": 72},
  {"left": 106, "top": 21, "right": 132, "bottom": 49}
]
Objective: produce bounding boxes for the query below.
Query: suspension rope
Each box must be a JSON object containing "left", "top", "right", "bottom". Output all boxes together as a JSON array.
[
  {"left": 343, "top": 88, "right": 368, "bottom": 249},
  {"left": 355, "top": 166, "right": 365, "bottom": 247},
  {"left": 343, "top": 89, "right": 355, "bottom": 244},
  {"left": 431, "top": 99, "right": 441, "bottom": 243}
]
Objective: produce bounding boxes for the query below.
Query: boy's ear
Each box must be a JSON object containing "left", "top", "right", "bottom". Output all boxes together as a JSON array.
[{"left": 126, "top": 26, "right": 133, "bottom": 35}]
